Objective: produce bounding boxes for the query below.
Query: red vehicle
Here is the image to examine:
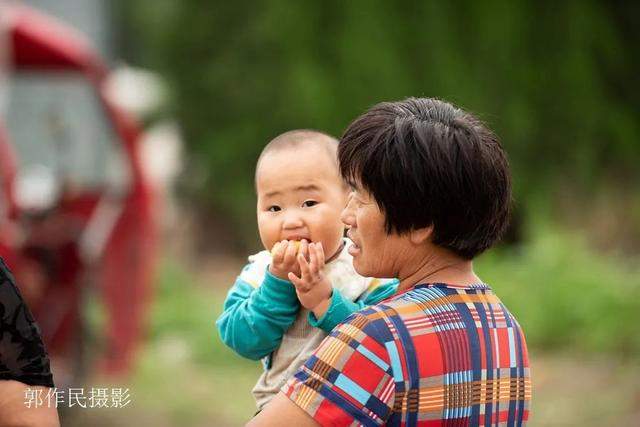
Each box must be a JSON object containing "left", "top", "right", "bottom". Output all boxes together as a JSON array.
[{"left": 0, "top": 3, "right": 157, "bottom": 384}]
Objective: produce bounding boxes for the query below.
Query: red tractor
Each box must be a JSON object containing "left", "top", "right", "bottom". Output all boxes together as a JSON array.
[{"left": 0, "top": 3, "right": 157, "bottom": 385}]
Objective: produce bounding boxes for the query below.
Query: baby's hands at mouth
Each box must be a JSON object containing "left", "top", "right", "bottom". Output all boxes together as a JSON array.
[
  {"left": 288, "top": 242, "right": 333, "bottom": 318},
  {"left": 269, "top": 239, "right": 309, "bottom": 280}
]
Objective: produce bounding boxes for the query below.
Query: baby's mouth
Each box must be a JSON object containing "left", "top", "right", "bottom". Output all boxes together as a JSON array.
[{"left": 282, "top": 235, "right": 310, "bottom": 242}]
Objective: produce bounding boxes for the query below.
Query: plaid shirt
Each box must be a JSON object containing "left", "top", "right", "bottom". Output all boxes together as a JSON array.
[{"left": 283, "top": 283, "right": 531, "bottom": 426}]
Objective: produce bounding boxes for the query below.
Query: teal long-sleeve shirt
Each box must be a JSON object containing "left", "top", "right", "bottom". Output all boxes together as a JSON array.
[{"left": 216, "top": 251, "right": 398, "bottom": 361}]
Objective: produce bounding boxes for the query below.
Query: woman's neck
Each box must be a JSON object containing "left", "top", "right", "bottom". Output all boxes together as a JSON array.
[{"left": 396, "top": 245, "right": 480, "bottom": 292}]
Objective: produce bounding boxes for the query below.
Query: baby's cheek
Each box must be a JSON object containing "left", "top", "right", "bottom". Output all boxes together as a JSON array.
[{"left": 258, "top": 222, "right": 278, "bottom": 251}]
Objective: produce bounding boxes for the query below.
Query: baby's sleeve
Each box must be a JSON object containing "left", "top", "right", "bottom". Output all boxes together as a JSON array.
[
  {"left": 309, "top": 277, "right": 399, "bottom": 333},
  {"left": 215, "top": 252, "right": 300, "bottom": 360}
]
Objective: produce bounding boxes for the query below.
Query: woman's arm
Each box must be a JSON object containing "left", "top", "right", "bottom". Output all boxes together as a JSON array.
[{"left": 247, "top": 392, "right": 318, "bottom": 427}]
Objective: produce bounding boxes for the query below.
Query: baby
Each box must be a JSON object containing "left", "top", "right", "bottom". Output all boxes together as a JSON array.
[{"left": 216, "top": 130, "right": 398, "bottom": 411}]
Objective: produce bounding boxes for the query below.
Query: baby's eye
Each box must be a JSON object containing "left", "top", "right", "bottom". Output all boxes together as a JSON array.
[
  {"left": 302, "top": 200, "right": 318, "bottom": 208},
  {"left": 267, "top": 205, "right": 281, "bottom": 212}
]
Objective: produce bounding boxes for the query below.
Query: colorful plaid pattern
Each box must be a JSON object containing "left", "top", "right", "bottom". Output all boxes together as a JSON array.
[{"left": 283, "top": 283, "right": 531, "bottom": 426}]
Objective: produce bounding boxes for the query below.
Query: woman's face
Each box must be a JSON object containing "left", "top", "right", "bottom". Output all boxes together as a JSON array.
[{"left": 341, "top": 186, "right": 411, "bottom": 278}]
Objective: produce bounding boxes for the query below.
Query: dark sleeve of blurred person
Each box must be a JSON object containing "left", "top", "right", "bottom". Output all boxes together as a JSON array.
[{"left": 0, "top": 257, "right": 59, "bottom": 426}]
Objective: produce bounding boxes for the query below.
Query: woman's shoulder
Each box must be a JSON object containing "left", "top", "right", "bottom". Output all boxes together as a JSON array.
[
  {"left": 0, "top": 258, "right": 55, "bottom": 388},
  {"left": 0, "top": 258, "right": 31, "bottom": 320},
  {"left": 335, "top": 303, "right": 401, "bottom": 344}
]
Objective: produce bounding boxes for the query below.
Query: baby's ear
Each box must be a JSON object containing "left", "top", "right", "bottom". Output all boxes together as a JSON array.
[{"left": 410, "top": 226, "right": 433, "bottom": 245}]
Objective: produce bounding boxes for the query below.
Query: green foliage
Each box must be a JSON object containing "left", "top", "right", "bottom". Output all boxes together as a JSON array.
[
  {"left": 118, "top": 0, "right": 640, "bottom": 249},
  {"left": 148, "top": 260, "right": 256, "bottom": 367},
  {"left": 478, "top": 226, "right": 640, "bottom": 357},
  {"left": 132, "top": 260, "right": 260, "bottom": 424}
]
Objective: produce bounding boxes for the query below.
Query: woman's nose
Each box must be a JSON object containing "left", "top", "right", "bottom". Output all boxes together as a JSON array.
[{"left": 340, "top": 198, "right": 355, "bottom": 227}]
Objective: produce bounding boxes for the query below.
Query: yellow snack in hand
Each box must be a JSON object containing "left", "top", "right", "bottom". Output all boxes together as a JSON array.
[{"left": 271, "top": 240, "right": 301, "bottom": 255}]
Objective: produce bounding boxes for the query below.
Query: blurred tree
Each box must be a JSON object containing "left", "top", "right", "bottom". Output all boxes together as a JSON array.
[{"left": 114, "top": 0, "right": 639, "bottom": 254}]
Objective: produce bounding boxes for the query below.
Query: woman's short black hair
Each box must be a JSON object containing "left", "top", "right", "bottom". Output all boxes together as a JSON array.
[{"left": 338, "top": 97, "right": 512, "bottom": 259}]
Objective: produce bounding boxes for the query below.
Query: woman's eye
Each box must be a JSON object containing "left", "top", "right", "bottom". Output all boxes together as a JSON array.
[
  {"left": 302, "top": 200, "right": 318, "bottom": 208},
  {"left": 268, "top": 206, "right": 281, "bottom": 212}
]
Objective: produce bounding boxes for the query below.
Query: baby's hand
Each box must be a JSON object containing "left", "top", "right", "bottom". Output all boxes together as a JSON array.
[
  {"left": 269, "top": 240, "right": 308, "bottom": 280},
  {"left": 288, "top": 242, "right": 332, "bottom": 318}
]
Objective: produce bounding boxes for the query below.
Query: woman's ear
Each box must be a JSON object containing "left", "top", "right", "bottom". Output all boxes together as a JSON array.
[{"left": 409, "top": 225, "right": 433, "bottom": 245}]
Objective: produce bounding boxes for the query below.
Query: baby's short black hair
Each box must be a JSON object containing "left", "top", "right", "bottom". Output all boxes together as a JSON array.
[
  {"left": 338, "top": 98, "right": 512, "bottom": 259},
  {"left": 258, "top": 129, "right": 338, "bottom": 162},
  {"left": 255, "top": 129, "right": 339, "bottom": 183}
]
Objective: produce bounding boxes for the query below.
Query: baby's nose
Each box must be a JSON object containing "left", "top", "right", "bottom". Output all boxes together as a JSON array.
[{"left": 282, "top": 211, "right": 304, "bottom": 228}]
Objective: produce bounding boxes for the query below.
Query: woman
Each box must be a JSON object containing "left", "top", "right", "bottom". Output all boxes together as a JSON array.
[
  {"left": 250, "top": 98, "right": 531, "bottom": 426},
  {"left": 0, "top": 258, "right": 60, "bottom": 426}
]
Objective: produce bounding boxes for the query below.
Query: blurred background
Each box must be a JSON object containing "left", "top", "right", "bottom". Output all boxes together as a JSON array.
[{"left": 0, "top": 0, "right": 639, "bottom": 425}]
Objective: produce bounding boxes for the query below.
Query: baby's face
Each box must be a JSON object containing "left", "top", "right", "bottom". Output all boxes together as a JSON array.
[{"left": 256, "top": 145, "right": 348, "bottom": 260}]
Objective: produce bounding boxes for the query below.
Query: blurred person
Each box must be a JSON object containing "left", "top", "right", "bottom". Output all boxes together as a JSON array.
[
  {"left": 0, "top": 258, "right": 59, "bottom": 427},
  {"left": 251, "top": 98, "right": 531, "bottom": 426},
  {"left": 216, "top": 130, "right": 398, "bottom": 411}
]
